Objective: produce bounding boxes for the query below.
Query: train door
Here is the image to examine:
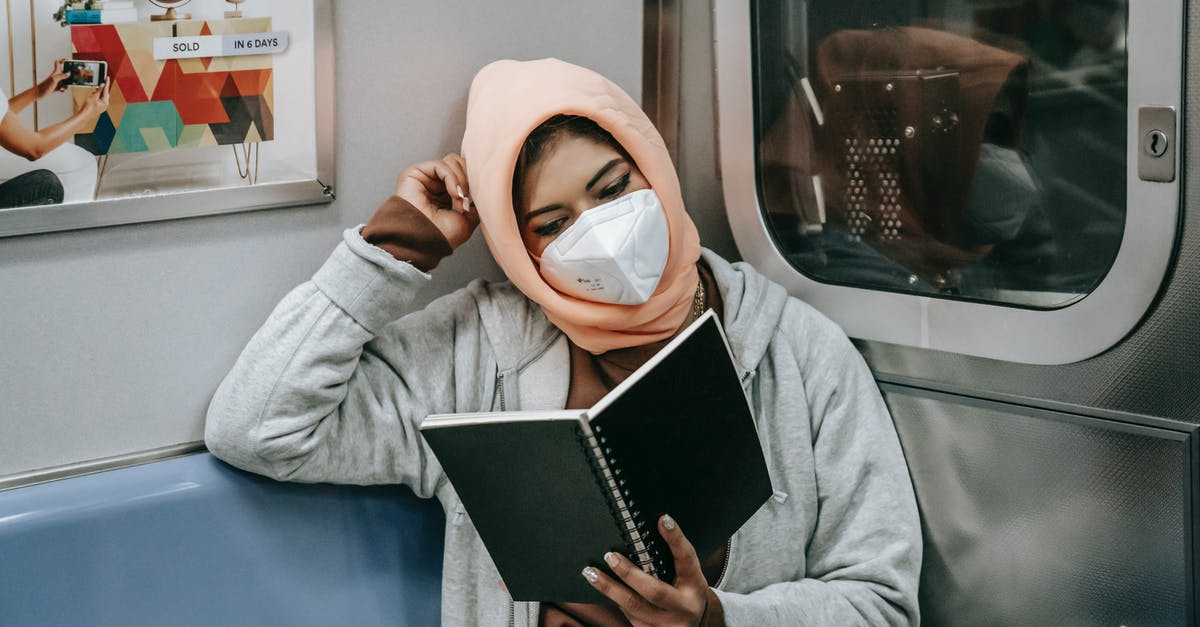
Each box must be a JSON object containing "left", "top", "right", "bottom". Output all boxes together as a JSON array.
[{"left": 704, "top": 0, "right": 1197, "bottom": 624}]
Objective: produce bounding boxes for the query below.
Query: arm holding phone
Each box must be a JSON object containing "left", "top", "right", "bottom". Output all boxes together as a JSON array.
[
  {"left": 0, "top": 59, "right": 110, "bottom": 162},
  {"left": 7, "top": 58, "right": 69, "bottom": 115}
]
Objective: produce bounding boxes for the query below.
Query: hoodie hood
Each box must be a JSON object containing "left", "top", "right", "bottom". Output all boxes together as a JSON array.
[{"left": 461, "top": 58, "right": 701, "bottom": 353}]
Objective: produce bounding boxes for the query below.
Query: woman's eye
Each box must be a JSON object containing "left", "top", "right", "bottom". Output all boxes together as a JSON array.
[
  {"left": 534, "top": 216, "right": 569, "bottom": 237},
  {"left": 599, "top": 173, "right": 630, "bottom": 200}
]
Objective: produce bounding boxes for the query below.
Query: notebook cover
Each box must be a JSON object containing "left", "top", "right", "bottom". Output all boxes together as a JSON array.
[
  {"left": 420, "top": 414, "right": 625, "bottom": 603},
  {"left": 420, "top": 313, "right": 772, "bottom": 601},
  {"left": 589, "top": 313, "right": 773, "bottom": 583}
]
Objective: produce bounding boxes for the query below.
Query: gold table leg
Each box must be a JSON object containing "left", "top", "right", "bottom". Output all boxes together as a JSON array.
[
  {"left": 232, "top": 142, "right": 260, "bottom": 185},
  {"left": 93, "top": 154, "right": 109, "bottom": 198}
]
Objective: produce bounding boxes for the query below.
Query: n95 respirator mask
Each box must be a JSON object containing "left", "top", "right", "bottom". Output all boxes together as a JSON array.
[{"left": 538, "top": 188, "right": 670, "bottom": 305}]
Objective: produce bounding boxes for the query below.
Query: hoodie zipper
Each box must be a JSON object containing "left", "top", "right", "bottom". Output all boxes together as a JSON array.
[
  {"left": 499, "top": 367, "right": 513, "bottom": 619},
  {"left": 497, "top": 372, "right": 507, "bottom": 411},
  {"left": 716, "top": 367, "right": 753, "bottom": 591},
  {"left": 713, "top": 536, "right": 733, "bottom": 590},
  {"left": 715, "top": 371, "right": 753, "bottom": 591}
]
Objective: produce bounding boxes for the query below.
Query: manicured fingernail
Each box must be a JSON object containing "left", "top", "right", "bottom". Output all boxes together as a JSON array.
[
  {"left": 662, "top": 514, "right": 676, "bottom": 530},
  {"left": 457, "top": 185, "right": 465, "bottom": 198},
  {"left": 463, "top": 196, "right": 472, "bottom": 212},
  {"left": 604, "top": 552, "right": 619, "bottom": 567},
  {"left": 582, "top": 566, "right": 599, "bottom": 583}
]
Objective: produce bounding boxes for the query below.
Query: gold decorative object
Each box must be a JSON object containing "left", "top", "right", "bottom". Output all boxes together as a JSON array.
[
  {"left": 224, "top": 0, "right": 245, "bottom": 19},
  {"left": 148, "top": 0, "right": 191, "bottom": 21}
]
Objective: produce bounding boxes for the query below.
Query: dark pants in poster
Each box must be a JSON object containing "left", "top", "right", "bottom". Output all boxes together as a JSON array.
[{"left": 0, "top": 169, "right": 65, "bottom": 209}]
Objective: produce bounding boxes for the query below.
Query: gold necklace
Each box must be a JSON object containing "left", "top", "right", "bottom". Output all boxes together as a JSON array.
[
  {"left": 594, "top": 280, "right": 708, "bottom": 374},
  {"left": 691, "top": 279, "right": 707, "bottom": 319}
]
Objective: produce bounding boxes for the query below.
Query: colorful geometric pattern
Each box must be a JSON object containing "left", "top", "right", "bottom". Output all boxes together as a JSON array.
[{"left": 70, "top": 18, "right": 274, "bottom": 155}]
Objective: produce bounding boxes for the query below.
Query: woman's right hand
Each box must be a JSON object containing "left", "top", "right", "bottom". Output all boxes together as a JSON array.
[
  {"left": 82, "top": 78, "right": 111, "bottom": 119},
  {"left": 395, "top": 153, "right": 480, "bottom": 251}
]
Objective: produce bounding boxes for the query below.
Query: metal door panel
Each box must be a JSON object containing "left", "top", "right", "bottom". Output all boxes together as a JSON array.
[{"left": 884, "top": 385, "right": 1196, "bottom": 626}]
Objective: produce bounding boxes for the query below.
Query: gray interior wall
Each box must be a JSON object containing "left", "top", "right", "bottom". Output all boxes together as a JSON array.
[
  {"left": 0, "top": 0, "right": 642, "bottom": 478},
  {"left": 678, "top": 0, "right": 738, "bottom": 262}
]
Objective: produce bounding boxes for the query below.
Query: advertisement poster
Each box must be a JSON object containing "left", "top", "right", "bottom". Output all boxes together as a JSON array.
[{"left": 0, "top": 0, "right": 331, "bottom": 236}]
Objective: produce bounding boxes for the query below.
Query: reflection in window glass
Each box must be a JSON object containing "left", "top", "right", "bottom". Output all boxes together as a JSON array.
[{"left": 753, "top": 0, "right": 1127, "bottom": 308}]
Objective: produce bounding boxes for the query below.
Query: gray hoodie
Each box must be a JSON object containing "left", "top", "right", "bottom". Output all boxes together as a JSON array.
[{"left": 205, "top": 227, "right": 922, "bottom": 626}]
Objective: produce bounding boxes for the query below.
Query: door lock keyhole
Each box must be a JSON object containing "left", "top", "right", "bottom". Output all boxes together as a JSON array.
[{"left": 1145, "top": 129, "right": 1170, "bottom": 158}]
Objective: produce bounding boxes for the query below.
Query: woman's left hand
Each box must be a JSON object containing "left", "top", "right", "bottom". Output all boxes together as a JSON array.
[
  {"left": 582, "top": 514, "right": 715, "bottom": 627},
  {"left": 36, "top": 59, "right": 69, "bottom": 99}
]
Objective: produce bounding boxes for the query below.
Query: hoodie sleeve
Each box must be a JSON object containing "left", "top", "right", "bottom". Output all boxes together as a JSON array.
[
  {"left": 713, "top": 302, "right": 922, "bottom": 626},
  {"left": 361, "top": 195, "right": 454, "bottom": 271},
  {"left": 204, "top": 225, "right": 481, "bottom": 496}
]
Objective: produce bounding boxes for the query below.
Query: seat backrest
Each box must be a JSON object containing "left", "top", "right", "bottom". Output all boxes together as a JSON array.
[{"left": 0, "top": 453, "right": 445, "bottom": 627}]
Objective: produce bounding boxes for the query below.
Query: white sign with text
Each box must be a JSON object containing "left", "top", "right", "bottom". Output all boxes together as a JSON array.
[{"left": 153, "top": 32, "right": 289, "bottom": 60}]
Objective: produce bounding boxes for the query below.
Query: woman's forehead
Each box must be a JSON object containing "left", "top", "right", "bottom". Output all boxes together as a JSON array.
[
  {"left": 539, "top": 135, "right": 625, "bottom": 172},
  {"left": 521, "top": 138, "right": 627, "bottom": 204}
]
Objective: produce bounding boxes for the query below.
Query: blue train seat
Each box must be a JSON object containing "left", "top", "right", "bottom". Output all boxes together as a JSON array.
[{"left": 0, "top": 453, "right": 445, "bottom": 627}]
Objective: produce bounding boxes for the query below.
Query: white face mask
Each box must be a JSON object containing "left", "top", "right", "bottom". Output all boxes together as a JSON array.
[{"left": 538, "top": 188, "right": 670, "bottom": 305}]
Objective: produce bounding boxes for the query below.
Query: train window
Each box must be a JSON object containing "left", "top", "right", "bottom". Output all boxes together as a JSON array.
[
  {"left": 715, "top": 0, "right": 1181, "bottom": 363},
  {"left": 752, "top": 1, "right": 1126, "bottom": 308}
]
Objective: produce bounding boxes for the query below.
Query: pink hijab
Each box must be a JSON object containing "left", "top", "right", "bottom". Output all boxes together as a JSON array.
[{"left": 461, "top": 59, "right": 701, "bottom": 353}]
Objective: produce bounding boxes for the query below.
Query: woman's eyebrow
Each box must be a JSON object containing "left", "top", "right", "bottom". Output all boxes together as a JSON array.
[
  {"left": 585, "top": 159, "right": 622, "bottom": 191},
  {"left": 523, "top": 203, "right": 564, "bottom": 223}
]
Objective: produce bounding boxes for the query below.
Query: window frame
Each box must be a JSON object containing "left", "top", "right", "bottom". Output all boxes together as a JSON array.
[{"left": 713, "top": 0, "right": 1182, "bottom": 365}]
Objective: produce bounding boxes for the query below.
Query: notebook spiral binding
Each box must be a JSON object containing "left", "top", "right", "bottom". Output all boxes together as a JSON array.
[{"left": 578, "top": 423, "right": 665, "bottom": 578}]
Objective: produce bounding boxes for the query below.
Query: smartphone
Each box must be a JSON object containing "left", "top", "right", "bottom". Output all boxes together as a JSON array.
[{"left": 60, "top": 60, "right": 107, "bottom": 88}]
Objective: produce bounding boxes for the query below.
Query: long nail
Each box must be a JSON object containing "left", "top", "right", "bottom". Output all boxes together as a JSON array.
[
  {"left": 662, "top": 514, "right": 676, "bottom": 530},
  {"left": 455, "top": 185, "right": 471, "bottom": 213},
  {"left": 582, "top": 566, "right": 599, "bottom": 583}
]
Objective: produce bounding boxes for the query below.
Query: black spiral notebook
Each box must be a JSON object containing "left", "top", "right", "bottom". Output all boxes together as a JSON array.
[{"left": 419, "top": 311, "right": 772, "bottom": 604}]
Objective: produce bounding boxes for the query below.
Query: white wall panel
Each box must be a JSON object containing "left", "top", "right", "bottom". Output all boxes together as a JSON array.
[{"left": 0, "top": 0, "right": 642, "bottom": 478}]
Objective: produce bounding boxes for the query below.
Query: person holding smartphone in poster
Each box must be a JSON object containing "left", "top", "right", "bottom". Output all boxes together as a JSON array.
[{"left": 0, "top": 58, "right": 110, "bottom": 208}]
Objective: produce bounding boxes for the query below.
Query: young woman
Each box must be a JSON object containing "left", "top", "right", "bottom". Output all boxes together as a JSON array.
[
  {"left": 0, "top": 59, "right": 109, "bottom": 207},
  {"left": 206, "top": 59, "right": 921, "bottom": 626}
]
